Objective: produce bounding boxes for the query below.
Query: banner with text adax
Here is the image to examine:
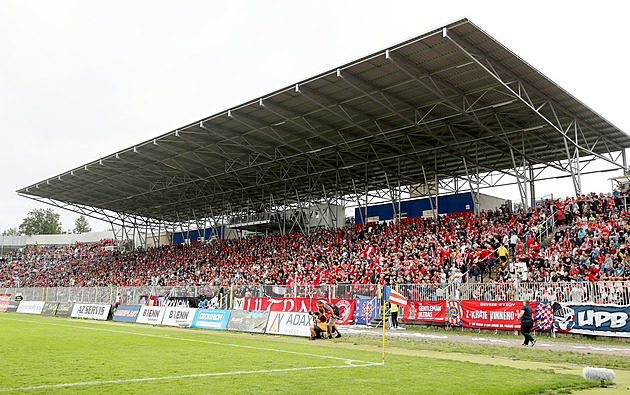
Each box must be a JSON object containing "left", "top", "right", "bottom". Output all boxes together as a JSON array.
[
  {"left": 192, "top": 309, "right": 231, "bottom": 330},
  {"left": 227, "top": 310, "right": 270, "bottom": 333},
  {"left": 41, "top": 302, "right": 60, "bottom": 315},
  {"left": 0, "top": 294, "right": 11, "bottom": 312},
  {"left": 243, "top": 298, "right": 355, "bottom": 325},
  {"left": 16, "top": 301, "right": 45, "bottom": 314},
  {"left": 265, "top": 311, "right": 312, "bottom": 337},
  {"left": 55, "top": 303, "right": 74, "bottom": 317},
  {"left": 71, "top": 304, "right": 111, "bottom": 320},
  {"left": 460, "top": 300, "right": 523, "bottom": 330},
  {"left": 112, "top": 305, "right": 142, "bottom": 323},
  {"left": 136, "top": 306, "right": 166, "bottom": 325},
  {"left": 6, "top": 300, "right": 19, "bottom": 312},
  {"left": 553, "top": 302, "right": 630, "bottom": 337},
  {"left": 402, "top": 300, "right": 446, "bottom": 322},
  {"left": 162, "top": 307, "right": 196, "bottom": 327}
]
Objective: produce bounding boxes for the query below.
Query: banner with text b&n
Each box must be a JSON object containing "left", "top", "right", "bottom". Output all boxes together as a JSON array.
[{"left": 162, "top": 307, "right": 196, "bottom": 327}]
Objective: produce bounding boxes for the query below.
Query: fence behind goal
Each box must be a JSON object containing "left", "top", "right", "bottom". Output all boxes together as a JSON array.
[{"left": 2, "top": 281, "right": 629, "bottom": 307}]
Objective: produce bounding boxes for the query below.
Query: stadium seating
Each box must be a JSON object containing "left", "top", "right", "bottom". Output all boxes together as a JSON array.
[{"left": 2, "top": 191, "right": 630, "bottom": 289}]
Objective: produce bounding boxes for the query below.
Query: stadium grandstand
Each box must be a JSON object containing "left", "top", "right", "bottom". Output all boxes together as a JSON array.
[{"left": 3, "top": 19, "right": 630, "bottom": 334}]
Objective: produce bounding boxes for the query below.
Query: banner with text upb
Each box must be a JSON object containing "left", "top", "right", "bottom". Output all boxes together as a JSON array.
[{"left": 553, "top": 302, "right": 630, "bottom": 337}]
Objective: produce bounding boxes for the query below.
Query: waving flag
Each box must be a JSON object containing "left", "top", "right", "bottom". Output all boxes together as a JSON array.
[
  {"left": 384, "top": 285, "right": 408, "bottom": 307},
  {"left": 359, "top": 246, "right": 379, "bottom": 261}
]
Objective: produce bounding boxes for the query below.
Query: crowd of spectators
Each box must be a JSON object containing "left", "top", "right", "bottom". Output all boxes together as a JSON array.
[{"left": 2, "top": 190, "right": 630, "bottom": 291}]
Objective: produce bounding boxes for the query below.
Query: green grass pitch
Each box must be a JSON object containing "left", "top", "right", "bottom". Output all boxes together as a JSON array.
[{"left": 0, "top": 313, "right": 594, "bottom": 394}]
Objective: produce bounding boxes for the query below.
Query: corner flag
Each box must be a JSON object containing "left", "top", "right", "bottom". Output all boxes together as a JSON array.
[{"left": 384, "top": 285, "right": 408, "bottom": 307}]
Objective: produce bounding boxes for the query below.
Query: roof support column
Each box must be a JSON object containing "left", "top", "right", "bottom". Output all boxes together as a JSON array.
[
  {"left": 509, "top": 148, "right": 529, "bottom": 209},
  {"left": 529, "top": 166, "right": 536, "bottom": 209}
]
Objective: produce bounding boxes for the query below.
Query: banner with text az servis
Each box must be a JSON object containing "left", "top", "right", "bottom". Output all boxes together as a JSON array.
[
  {"left": 240, "top": 298, "right": 355, "bottom": 325},
  {"left": 71, "top": 303, "right": 111, "bottom": 320},
  {"left": 553, "top": 302, "right": 630, "bottom": 337}
]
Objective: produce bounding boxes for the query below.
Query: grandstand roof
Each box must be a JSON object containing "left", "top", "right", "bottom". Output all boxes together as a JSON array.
[{"left": 18, "top": 18, "right": 630, "bottom": 225}]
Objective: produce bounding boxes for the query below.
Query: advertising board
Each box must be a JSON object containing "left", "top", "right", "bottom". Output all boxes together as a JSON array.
[
  {"left": 55, "top": 303, "right": 74, "bottom": 317},
  {"left": 6, "top": 301, "right": 20, "bottom": 312},
  {"left": 16, "top": 301, "right": 45, "bottom": 314},
  {"left": 162, "top": 307, "right": 196, "bottom": 327},
  {"left": 136, "top": 306, "right": 166, "bottom": 325},
  {"left": 112, "top": 305, "right": 142, "bottom": 322},
  {"left": 41, "top": 302, "right": 59, "bottom": 315},
  {"left": 265, "top": 311, "right": 312, "bottom": 337},
  {"left": 191, "top": 309, "right": 230, "bottom": 330},
  {"left": 227, "top": 310, "right": 269, "bottom": 333},
  {"left": 71, "top": 303, "right": 111, "bottom": 320}
]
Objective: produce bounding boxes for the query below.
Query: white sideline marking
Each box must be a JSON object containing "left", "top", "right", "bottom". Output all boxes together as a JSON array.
[
  {"left": 0, "top": 316, "right": 372, "bottom": 364},
  {"left": 0, "top": 316, "right": 381, "bottom": 391},
  {"left": 0, "top": 363, "right": 382, "bottom": 392}
]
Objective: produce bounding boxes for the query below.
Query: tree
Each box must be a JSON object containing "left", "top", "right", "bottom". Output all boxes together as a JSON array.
[
  {"left": 1, "top": 228, "right": 21, "bottom": 236},
  {"left": 18, "top": 208, "right": 62, "bottom": 236},
  {"left": 73, "top": 215, "right": 92, "bottom": 234}
]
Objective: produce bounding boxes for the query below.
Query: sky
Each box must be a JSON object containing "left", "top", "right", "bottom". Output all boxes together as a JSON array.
[{"left": 1, "top": 1, "right": 629, "bottom": 233}]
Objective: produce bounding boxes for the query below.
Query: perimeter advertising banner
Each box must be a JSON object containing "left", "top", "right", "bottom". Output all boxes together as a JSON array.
[
  {"left": 6, "top": 301, "right": 20, "bottom": 312},
  {"left": 0, "top": 294, "right": 11, "bottom": 312},
  {"left": 403, "top": 300, "right": 446, "bottom": 322},
  {"left": 265, "top": 311, "right": 312, "bottom": 337},
  {"left": 71, "top": 303, "right": 111, "bottom": 320},
  {"left": 460, "top": 300, "right": 523, "bottom": 330},
  {"left": 162, "top": 307, "right": 196, "bottom": 327},
  {"left": 16, "top": 301, "right": 45, "bottom": 314},
  {"left": 191, "top": 309, "right": 230, "bottom": 330},
  {"left": 242, "top": 298, "right": 355, "bottom": 325},
  {"left": 41, "top": 302, "right": 59, "bottom": 315},
  {"left": 55, "top": 303, "right": 74, "bottom": 317},
  {"left": 553, "top": 302, "right": 630, "bottom": 337},
  {"left": 136, "top": 306, "right": 166, "bottom": 325},
  {"left": 112, "top": 305, "right": 141, "bottom": 322},
  {"left": 227, "top": 310, "right": 270, "bottom": 333}
]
